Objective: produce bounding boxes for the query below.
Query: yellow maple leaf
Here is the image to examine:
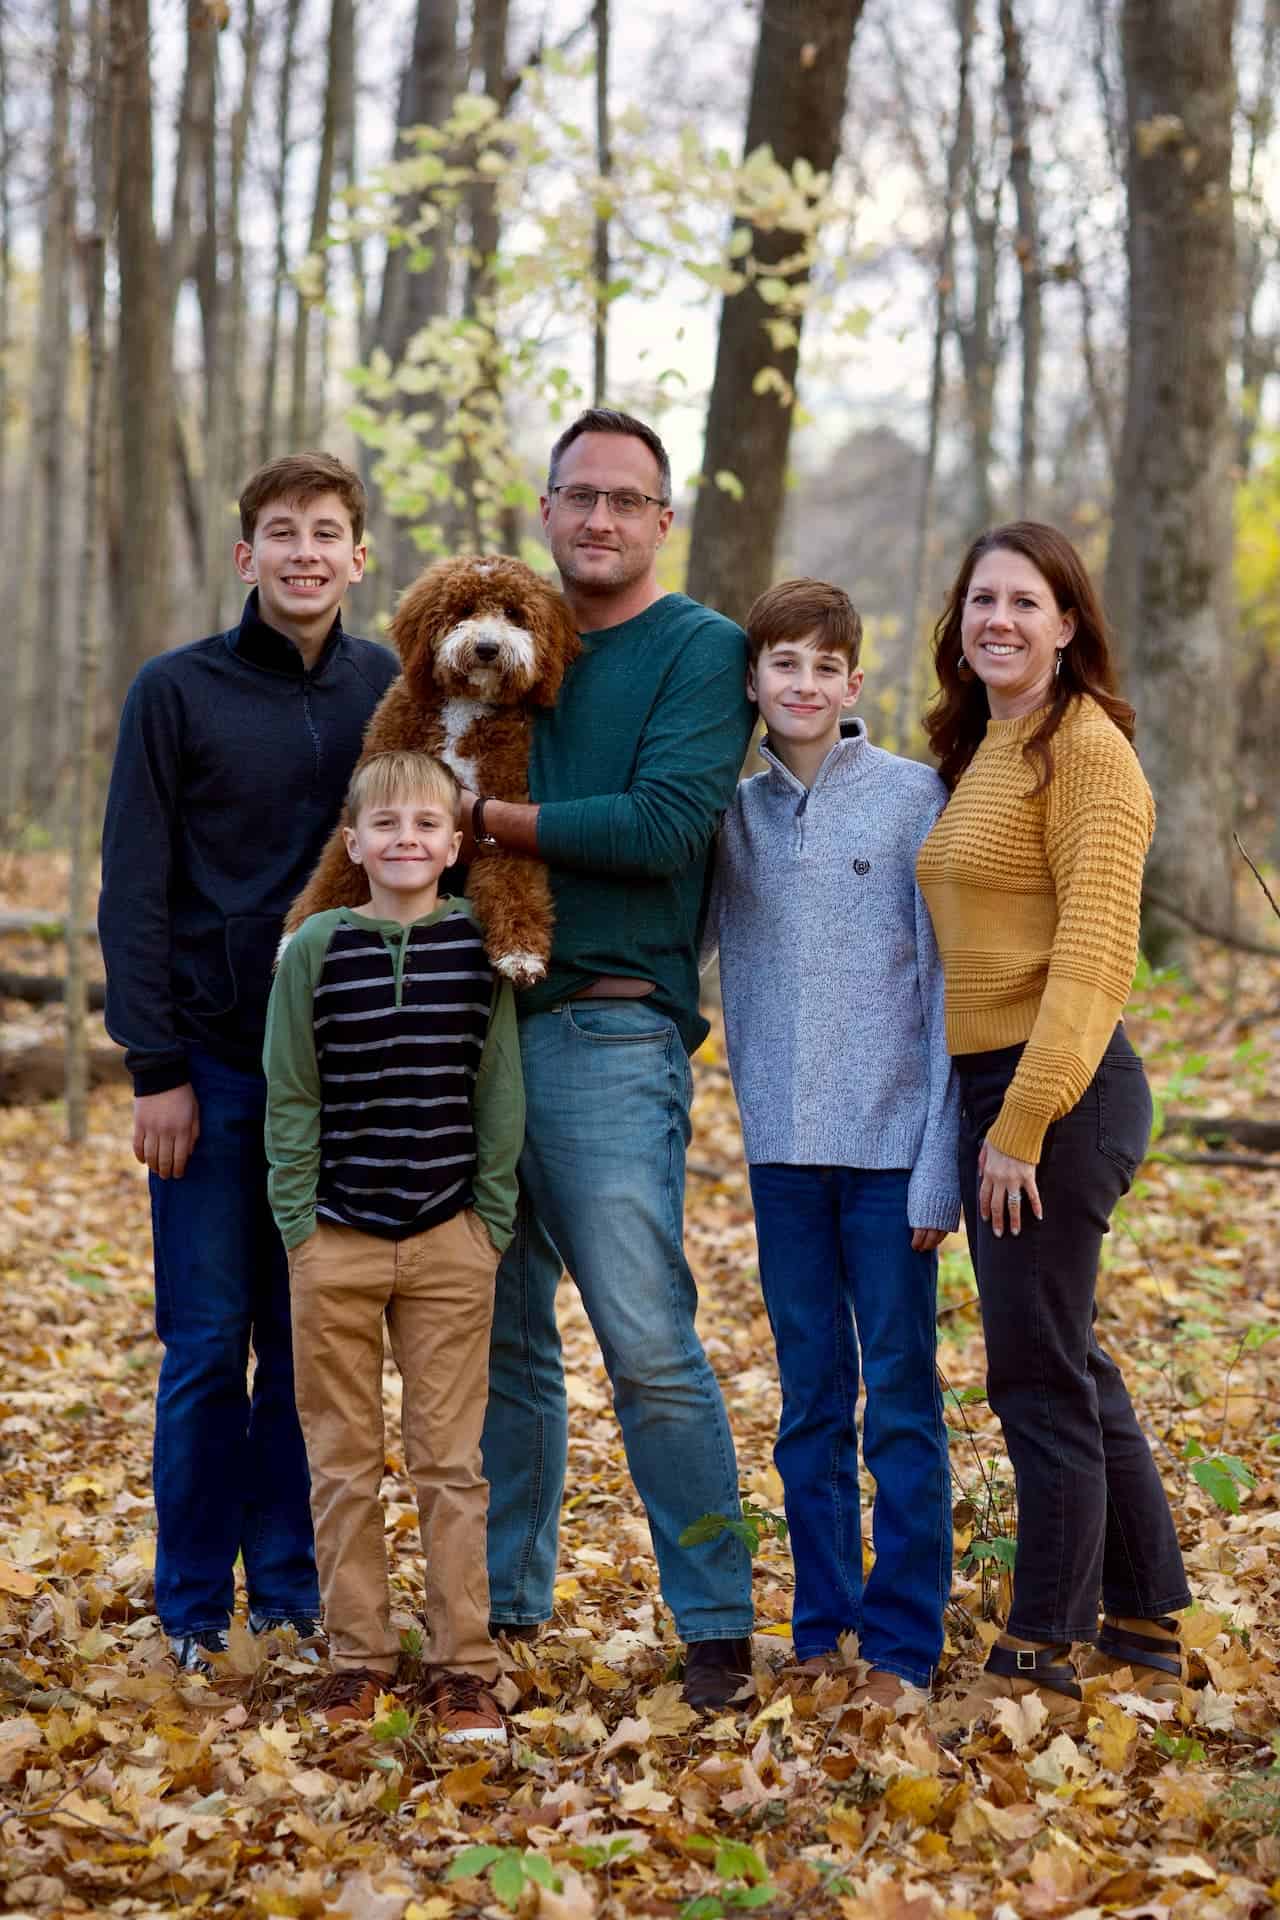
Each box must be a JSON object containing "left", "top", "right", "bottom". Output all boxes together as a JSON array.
[
  {"left": 1088, "top": 1698, "right": 1140, "bottom": 1774},
  {"left": 884, "top": 1771, "right": 947, "bottom": 1827}
]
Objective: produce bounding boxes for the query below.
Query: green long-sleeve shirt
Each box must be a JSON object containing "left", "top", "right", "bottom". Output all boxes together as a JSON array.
[
  {"left": 526, "top": 592, "right": 754, "bottom": 1053},
  {"left": 263, "top": 899, "right": 524, "bottom": 1252}
]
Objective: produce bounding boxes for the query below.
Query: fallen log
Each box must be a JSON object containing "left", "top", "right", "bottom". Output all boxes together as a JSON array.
[
  {"left": 0, "top": 1043, "right": 126, "bottom": 1105},
  {"left": 0, "top": 970, "right": 106, "bottom": 1009},
  {"left": 1163, "top": 1111, "right": 1280, "bottom": 1153}
]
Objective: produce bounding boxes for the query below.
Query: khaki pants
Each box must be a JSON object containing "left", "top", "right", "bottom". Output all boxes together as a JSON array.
[{"left": 289, "top": 1209, "right": 500, "bottom": 1680}]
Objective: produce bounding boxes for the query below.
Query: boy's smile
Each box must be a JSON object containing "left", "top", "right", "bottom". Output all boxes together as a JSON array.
[
  {"left": 234, "top": 489, "right": 367, "bottom": 662},
  {"left": 342, "top": 796, "right": 463, "bottom": 925},
  {"left": 748, "top": 632, "right": 864, "bottom": 786}
]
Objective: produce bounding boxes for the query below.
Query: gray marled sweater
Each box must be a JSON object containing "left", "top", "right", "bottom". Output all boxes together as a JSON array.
[{"left": 705, "top": 721, "right": 961, "bottom": 1233}]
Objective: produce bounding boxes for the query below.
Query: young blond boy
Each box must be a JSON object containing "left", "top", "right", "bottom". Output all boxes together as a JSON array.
[
  {"left": 263, "top": 752, "right": 523, "bottom": 1738},
  {"left": 99, "top": 453, "right": 398, "bottom": 1673},
  {"left": 704, "top": 580, "right": 960, "bottom": 1706}
]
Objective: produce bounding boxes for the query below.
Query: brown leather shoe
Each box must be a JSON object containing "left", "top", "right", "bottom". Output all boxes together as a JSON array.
[
  {"left": 682, "top": 1637, "right": 756, "bottom": 1711},
  {"left": 935, "top": 1633, "right": 1083, "bottom": 1734},
  {"left": 422, "top": 1669, "right": 507, "bottom": 1745},
  {"left": 1081, "top": 1615, "right": 1183, "bottom": 1703},
  {"left": 311, "top": 1666, "right": 391, "bottom": 1727},
  {"left": 848, "top": 1668, "right": 922, "bottom": 1712}
]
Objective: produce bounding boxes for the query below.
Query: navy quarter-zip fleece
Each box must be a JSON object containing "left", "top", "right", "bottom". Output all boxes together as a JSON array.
[{"left": 99, "top": 590, "right": 398, "bottom": 1094}]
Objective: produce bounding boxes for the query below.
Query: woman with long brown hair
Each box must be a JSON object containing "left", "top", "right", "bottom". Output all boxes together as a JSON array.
[{"left": 916, "top": 522, "right": 1189, "bottom": 1724}]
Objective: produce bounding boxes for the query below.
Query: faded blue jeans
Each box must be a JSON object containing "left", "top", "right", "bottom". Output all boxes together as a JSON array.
[
  {"left": 481, "top": 1002, "right": 753, "bottom": 1642},
  {"left": 748, "top": 1164, "right": 950, "bottom": 1686},
  {"left": 150, "top": 1046, "right": 318, "bottom": 1637}
]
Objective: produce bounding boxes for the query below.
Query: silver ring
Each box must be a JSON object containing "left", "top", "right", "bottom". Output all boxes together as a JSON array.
[{"left": 1008, "top": 1194, "right": 1022, "bottom": 1208}]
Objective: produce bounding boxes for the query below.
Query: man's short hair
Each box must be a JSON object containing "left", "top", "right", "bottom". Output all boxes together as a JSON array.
[
  {"left": 239, "top": 451, "right": 368, "bottom": 545},
  {"left": 746, "top": 578, "right": 864, "bottom": 670},
  {"left": 345, "top": 752, "right": 461, "bottom": 825},
  {"left": 547, "top": 408, "right": 672, "bottom": 503}
]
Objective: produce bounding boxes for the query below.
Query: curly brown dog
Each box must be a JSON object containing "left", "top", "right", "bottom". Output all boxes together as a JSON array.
[{"left": 284, "top": 555, "right": 580, "bottom": 985}]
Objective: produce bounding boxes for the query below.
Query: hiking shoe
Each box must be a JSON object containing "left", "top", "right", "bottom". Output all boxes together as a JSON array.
[
  {"left": 311, "top": 1667, "right": 391, "bottom": 1727},
  {"left": 169, "top": 1630, "right": 229, "bottom": 1675},
  {"left": 682, "top": 1636, "right": 755, "bottom": 1711},
  {"left": 422, "top": 1669, "right": 507, "bottom": 1745},
  {"left": 249, "top": 1610, "right": 324, "bottom": 1662},
  {"left": 488, "top": 1620, "right": 542, "bottom": 1644}
]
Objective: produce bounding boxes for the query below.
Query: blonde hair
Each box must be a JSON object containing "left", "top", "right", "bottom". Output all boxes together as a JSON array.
[{"left": 345, "top": 751, "right": 461, "bottom": 824}]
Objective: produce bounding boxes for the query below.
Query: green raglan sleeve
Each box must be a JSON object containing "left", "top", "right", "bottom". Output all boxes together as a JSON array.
[
  {"left": 471, "top": 977, "right": 525, "bottom": 1254},
  {"left": 262, "top": 916, "right": 332, "bottom": 1250}
]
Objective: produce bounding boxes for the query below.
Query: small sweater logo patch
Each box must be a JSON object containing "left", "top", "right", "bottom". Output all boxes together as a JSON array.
[{"left": 853, "top": 858, "right": 871, "bottom": 876}]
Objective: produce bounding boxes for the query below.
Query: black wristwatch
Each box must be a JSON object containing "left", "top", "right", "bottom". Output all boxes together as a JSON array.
[{"left": 472, "top": 795, "right": 499, "bottom": 848}]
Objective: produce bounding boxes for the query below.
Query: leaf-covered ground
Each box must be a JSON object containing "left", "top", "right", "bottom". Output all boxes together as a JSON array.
[{"left": 1, "top": 862, "right": 1278, "bottom": 1919}]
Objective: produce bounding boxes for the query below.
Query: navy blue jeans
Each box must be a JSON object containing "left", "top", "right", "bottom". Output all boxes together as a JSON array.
[
  {"left": 957, "top": 1026, "right": 1190, "bottom": 1642},
  {"left": 748, "top": 1164, "right": 950, "bottom": 1686},
  {"left": 150, "top": 1046, "right": 318, "bottom": 1636}
]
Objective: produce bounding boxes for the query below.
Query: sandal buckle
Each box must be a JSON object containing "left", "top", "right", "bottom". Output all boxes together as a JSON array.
[{"left": 1016, "top": 1648, "right": 1036, "bottom": 1671}]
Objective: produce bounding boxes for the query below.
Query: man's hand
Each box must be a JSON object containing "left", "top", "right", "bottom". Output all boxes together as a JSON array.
[
  {"left": 978, "top": 1139, "right": 1041, "bottom": 1238},
  {"left": 133, "top": 1085, "right": 201, "bottom": 1179},
  {"left": 911, "top": 1226, "right": 949, "bottom": 1252}
]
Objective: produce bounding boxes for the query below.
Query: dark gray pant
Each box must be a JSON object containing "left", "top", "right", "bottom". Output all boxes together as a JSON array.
[{"left": 957, "top": 1026, "right": 1190, "bottom": 1642}]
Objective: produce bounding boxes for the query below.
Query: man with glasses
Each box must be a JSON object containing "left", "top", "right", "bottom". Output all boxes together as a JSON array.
[{"left": 460, "top": 408, "right": 757, "bottom": 1710}]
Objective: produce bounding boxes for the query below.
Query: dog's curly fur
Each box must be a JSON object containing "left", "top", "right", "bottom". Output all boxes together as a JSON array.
[{"left": 284, "top": 555, "right": 581, "bottom": 985}]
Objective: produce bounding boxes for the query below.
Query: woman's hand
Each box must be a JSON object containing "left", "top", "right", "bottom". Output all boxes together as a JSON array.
[{"left": 978, "top": 1139, "right": 1041, "bottom": 1237}]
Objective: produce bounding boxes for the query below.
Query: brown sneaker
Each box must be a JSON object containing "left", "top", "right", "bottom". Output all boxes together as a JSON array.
[
  {"left": 311, "top": 1666, "right": 392, "bottom": 1727},
  {"left": 423, "top": 1669, "right": 507, "bottom": 1745}
]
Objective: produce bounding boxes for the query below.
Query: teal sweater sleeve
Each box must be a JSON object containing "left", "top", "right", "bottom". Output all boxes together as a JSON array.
[
  {"left": 471, "top": 978, "right": 524, "bottom": 1253},
  {"left": 535, "top": 611, "right": 752, "bottom": 877},
  {"left": 262, "top": 914, "right": 337, "bottom": 1251}
]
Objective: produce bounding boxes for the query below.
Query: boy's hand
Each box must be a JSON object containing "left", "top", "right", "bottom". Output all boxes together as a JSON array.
[
  {"left": 133, "top": 1085, "right": 201, "bottom": 1179},
  {"left": 977, "top": 1139, "right": 1041, "bottom": 1238},
  {"left": 911, "top": 1227, "right": 948, "bottom": 1252}
]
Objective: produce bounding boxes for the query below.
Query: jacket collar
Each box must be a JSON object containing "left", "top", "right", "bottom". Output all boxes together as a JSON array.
[
  {"left": 227, "top": 589, "right": 344, "bottom": 679},
  {"left": 758, "top": 717, "right": 870, "bottom": 799}
]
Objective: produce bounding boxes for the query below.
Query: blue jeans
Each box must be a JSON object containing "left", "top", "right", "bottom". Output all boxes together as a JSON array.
[
  {"left": 748, "top": 1164, "right": 950, "bottom": 1685},
  {"left": 481, "top": 1002, "right": 753, "bottom": 1641},
  {"left": 150, "top": 1046, "right": 318, "bottom": 1636}
]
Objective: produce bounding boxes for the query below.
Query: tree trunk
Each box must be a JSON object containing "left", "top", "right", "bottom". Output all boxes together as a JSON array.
[
  {"left": 27, "top": 0, "right": 74, "bottom": 818},
  {"left": 686, "top": 0, "right": 865, "bottom": 628},
  {"left": 367, "top": 0, "right": 460, "bottom": 605},
  {"left": 67, "top": 0, "right": 117, "bottom": 1143},
  {"left": 896, "top": 0, "right": 975, "bottom": 745},
  {"left": 224, "top": 0, "right": 259, "bottom": 514},
  {"left": 259, "top": 0, "right": 302, "bottom": 463},
  {"left": 1236, "top": 0, "right": 1279, "bottom": 472},
  {"left": 952, "top": 133, "right": 1001, "bottom": 536},
  {"left": 998, "top": 0, "right": 1041, "bottom": 517},
  {"left": 592, "top": 0, "right": 610, "bottom": 406},
  {"left": 1105, "top": 0, "right": 1237, "bottom": 955},
  {"left": 110, "top": 0, "right": 173, "bottom": 714},
  {"left": 290, "top": 0, "right": 345, "bottom": 447}
]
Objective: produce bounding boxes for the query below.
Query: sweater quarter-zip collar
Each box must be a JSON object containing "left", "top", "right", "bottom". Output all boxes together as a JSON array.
[
  {"left": 228, "top": 589, "right": 345, "bottom": 680},
  {"left": 758, "top": 717, "right": 871, "bottom": 802}
]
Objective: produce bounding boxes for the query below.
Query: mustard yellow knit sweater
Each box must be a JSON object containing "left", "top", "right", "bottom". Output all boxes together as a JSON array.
[{"left": 916, "top": 694, "right": 1154, "bottom": 1163}]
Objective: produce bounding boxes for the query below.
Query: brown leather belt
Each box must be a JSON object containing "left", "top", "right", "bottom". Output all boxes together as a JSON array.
[{"left": 569, "top": 975, "right": 656, "bottom": 1000}]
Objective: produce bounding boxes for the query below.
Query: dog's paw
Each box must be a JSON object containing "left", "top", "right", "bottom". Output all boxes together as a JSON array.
[{"left": 495, "top": 950, "right": 546, "bottom": 986}]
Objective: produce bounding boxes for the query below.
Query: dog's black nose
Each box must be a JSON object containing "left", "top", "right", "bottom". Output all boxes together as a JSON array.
[{"left": 474, "top": 640, "right": 500, "bottom": 662}]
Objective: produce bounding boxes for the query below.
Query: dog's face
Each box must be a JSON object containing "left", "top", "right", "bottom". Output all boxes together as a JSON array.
[{"left": 389, "top": 555, "right": 581, "bottom": 709}]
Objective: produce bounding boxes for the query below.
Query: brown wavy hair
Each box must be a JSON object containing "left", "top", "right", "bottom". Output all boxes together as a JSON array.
[{"left": 923, "top": 521, "right": 1135, "bottom": 792}]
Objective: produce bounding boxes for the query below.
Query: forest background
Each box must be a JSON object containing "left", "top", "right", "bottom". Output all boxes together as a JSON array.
[{"left": 0, "top": 1, "right": 1279, "bottom": 1917}]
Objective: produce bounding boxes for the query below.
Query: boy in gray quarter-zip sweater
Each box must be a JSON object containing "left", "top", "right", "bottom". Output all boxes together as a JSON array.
[{"left": 703, "top": 579, "right": 960, "bottom": 1702}]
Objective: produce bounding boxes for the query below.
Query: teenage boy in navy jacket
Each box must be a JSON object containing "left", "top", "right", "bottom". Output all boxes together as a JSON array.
[{"left": 99, "top": 453, "right": 398, "bottom": 1671}]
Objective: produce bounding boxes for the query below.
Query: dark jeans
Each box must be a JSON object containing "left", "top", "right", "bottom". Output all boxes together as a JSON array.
[
  {"left": 150, "top": 1046, "right": 318, "bottom": 1636},
  {"left": 957, "top": 1026, "right": 1190, "bottom": 1642},
  {"left": 748, "top": 1164, "right": 950, "bottom": 1686}
]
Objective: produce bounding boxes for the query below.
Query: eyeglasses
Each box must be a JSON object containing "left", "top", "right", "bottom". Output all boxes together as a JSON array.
[{"left": 548, "top": 485, "right": 668, "bottom": 518}]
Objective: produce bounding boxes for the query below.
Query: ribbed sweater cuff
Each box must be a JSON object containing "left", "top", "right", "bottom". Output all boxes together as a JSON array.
[
  {"left": 909, "top": 1190, "right": 963, "bottom": 1234},
  {"left": 987, "top": 1100, "right": 1049, "bottom": 1165}
]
